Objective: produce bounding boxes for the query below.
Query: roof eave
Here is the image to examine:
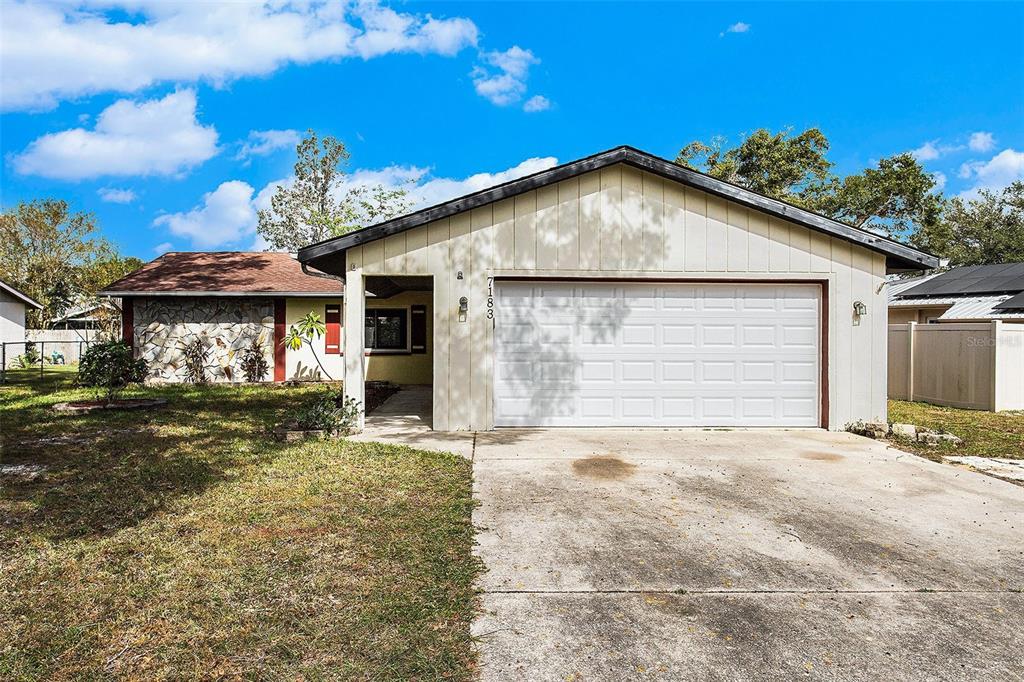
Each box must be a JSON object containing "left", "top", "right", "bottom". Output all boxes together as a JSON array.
[
  {"left": 99, "top": 290, "right": 343, "bottom": 298},
  {"left": 297, "top": 145, "right": 939, "bottom": 273}
]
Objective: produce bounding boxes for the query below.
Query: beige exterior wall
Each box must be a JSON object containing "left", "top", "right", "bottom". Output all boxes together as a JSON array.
[
  {"left": 888, "top": 321, "right": 1024, "bottom": 411},
  {"left": 341, "top": 163, "right": 889, "bottom": 431},
  {"left": 284, "top": 291, "right": 431, "bottom": 384}
]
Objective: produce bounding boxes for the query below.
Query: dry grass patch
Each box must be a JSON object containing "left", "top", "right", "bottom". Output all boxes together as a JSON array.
[
  {"left": 888, "top": 400, "right": 1024, "bottom": 461},
  {"left": 1, "top": 378, "right": 480, "bottom": 680}
]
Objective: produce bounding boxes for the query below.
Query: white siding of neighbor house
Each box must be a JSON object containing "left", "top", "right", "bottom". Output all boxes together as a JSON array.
[
  {"left": 1, "top": 290, "right": 28, "bottom": 345},
  {"left": 342, "top": 163, "right": 889, "bottom": 431}
]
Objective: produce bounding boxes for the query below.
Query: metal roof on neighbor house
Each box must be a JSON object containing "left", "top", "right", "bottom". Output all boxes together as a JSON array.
[
  {"left": 297, "top": 145, "right": 939, "bottom": 274},
  {"left": 99, "top": 252, "right": 343, "bottom": 297},
  {"left": 900, "top": 262, "right": 1024, "bottom": 297}
]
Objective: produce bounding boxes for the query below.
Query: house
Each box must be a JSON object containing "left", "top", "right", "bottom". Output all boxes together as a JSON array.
[
  {"left": 99, "top": 251, "right": 431, "bottom": 383},
  {"left": 888, "top": 263, "right": 1024, "bottom": 324},
  {"left": 296, "top": 145, "right": 938, "bottom": 431},
  {"left": 1, "top": 278, "right": 42, "bottom": 347}
]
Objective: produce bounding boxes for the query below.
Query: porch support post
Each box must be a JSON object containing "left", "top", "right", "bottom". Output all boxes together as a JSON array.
[{"left": 344, "top": 267, "right": 366, "bottom": 430}]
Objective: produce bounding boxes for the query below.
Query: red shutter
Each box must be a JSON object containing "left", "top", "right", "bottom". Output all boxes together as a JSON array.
[
  {"left": 325, "top": 304, "right": 341, "bottom": 354},
  {"left": 121, "top": 298, "right": 134, "bottom": 349},
  {"left": 273, "top": 299, "right": 286, "bottom": 382}
]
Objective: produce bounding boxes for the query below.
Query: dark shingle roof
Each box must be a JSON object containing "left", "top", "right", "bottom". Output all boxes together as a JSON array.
[
  {"left": 900, "top": 262, "right": 1024, "bottom": 298},
  {"left": 100, "top": 252, "right": 342, "bottom": 297}
]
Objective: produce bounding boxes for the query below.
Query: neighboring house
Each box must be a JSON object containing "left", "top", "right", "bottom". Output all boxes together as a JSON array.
[
  {"left": 99, "top": 251, "right": 430, "bottom": 384},
  {"left": 297, "top": 145, "right": 938, "bottom": 431},
  {"left": 50, "top": 300, "right": 119, "bottom": 331},
  {"left": 0, "top": 278, "right": 42, "bottom": 346},
  {"left": 888, "top": 263, "right": 1024, "bottom": 324}
]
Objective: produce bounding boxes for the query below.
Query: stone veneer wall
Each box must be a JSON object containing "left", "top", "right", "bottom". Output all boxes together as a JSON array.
[{"left": 134, "top": 297, "right": 275, "bottom": 383}]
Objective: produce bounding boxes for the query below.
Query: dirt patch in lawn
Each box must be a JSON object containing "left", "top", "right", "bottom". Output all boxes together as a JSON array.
[{"left": 572, "top": 455, "right": 637, "bottom": 480}]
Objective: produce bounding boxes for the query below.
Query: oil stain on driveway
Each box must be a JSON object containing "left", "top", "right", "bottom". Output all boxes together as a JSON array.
[{"left": 470, "top": 429, "right": 1024, "bottom": 681}]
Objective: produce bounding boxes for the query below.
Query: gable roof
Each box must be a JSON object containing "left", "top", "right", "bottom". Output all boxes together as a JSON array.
[
  {"left": 0, "top": 278, "right": 43, "bottom": 309},
  {"left": 99, "top": 252, "right": 343, "bottom": 297},
  {"left": 898, "top": 262, "right": 1024, "bottom": 298},
  {"left": 297, "top": 145, "right": 939, "bottom": 274}
]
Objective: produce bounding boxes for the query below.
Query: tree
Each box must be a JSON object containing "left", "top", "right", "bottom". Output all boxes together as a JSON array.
[
  {"left": 676, "top": 128, "right": 833, "bottom": 202},
  {"left": 256, "top": 130, "right": 412, "bottom": 252},
  {"left": 910, "top": 182, "right": 1024, "bottom": 266},
  {"left": 0, "top": 199, "right": 122, "bottom": 327},
  {"left": 676, "top": 128, "right": 945, "bottom": 239},
  {"left": 283, "top": 311, "right": 333, "bottom": 380},
  {"left": 808, "top": 153, "right": 944, "bottom": 238}
]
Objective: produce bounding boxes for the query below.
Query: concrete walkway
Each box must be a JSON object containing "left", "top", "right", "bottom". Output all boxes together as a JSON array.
[
  {"left": 347, "top": 385, "right": 475, "bottom": 458},
  {"left": 470, "top": 428, "right": 1024, "bottom": 681}
]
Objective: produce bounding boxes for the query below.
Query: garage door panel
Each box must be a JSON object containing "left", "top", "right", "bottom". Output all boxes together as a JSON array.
[{"left": 494, "top": 281, "right": 820, "bottom": 427}]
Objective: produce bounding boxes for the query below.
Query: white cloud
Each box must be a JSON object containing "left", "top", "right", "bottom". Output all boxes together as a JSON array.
[
  {"left": 12, "top": 89, "right": 217, "bottom": 180},
  {"left": 235, "top": 129, "right": 300, "bottom": 163},
  {"left": 720, "top": 22, "right": 751, "bottom": 37},
  {"left": 1, "top": 1, "right": 480, "bottom": 111},
  {"left": 911, "top": 141, "right": 942, "bottom": 162},
  {"left": 153, "top": 242, "right": 173, "bottom": 255},
  {"left": 968, "top": 131, "right": 996, "bottom": 153},
  {"left": 523, "top": 95, "right": 551, "bottom": 113},
  {"left": 97, "top": 187, "right": 137, "bottom": 204},
  {"left": 153, "top": 180, "right": 257, "bottom": 248},
  {"left": 957, "top": 148, "right": 1024, "bottom": 199},
  {"left": 472, "top": 46, "right": 540, "bottom": 106},
  {"left": 930, "top": 171, "right": 947, "bottom": 191}
]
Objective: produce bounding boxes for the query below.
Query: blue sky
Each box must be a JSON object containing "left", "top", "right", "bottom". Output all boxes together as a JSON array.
[{"left": 2, "top": 1, "right": 1022, "bottom": 260}]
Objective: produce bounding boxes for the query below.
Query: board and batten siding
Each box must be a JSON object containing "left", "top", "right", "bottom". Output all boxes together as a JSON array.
[{"left": 344, "top": 164, "right": 888, "bottom": 431}]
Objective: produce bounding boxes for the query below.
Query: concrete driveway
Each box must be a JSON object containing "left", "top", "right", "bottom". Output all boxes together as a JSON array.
[{"left": 470, "top": 429, "right": 1024, "bottom": 681}]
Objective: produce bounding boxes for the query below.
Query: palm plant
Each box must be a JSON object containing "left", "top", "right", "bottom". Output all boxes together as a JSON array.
[{"left": 283, "top": 311, "right": 333, "bottom": 380}]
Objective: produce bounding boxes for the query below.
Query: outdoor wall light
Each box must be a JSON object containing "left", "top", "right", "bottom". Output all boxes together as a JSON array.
[
  {"left": 459, "top": 296, "right": 469, "bottom": 322},
  {"left": 853, "top": 300, "right": 867, "bottom": 326}
]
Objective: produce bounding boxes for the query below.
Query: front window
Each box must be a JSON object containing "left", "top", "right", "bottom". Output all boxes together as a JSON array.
[{"left": 365, "top": 308, "right": 408, "bottom": 351}]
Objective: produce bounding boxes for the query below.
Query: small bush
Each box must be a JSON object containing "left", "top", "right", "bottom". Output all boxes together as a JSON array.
[
  {"left": 239, "top": 336, "right": 269, "bottom": 382},
  {"left": 293, "top": 389, "right": 362, "bottom": 435},
  {"left": 77, "top": 341, "right": 148, "bottom": 402},
  {"left": 183, "top": 338, "right": 209, "bottom": 384}
]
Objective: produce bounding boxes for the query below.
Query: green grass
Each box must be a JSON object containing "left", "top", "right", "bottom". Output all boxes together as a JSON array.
[
  {"left": 888, "top": 399, "right": 1024, "bottom": 461},
  {"left": 0, "top": 376, "right": 480, "bottom": 680}
]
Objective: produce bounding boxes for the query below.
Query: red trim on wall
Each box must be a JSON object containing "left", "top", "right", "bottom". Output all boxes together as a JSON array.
[
  {"left": 121, "top": 298, "right": 134, "bottom": 348},
  {"left": 820, "top": 282, "right": 830, "bottom": 429},
  {"left": 273, "top": 299, "right": 286, "bottom": 382},
  {"left": 325, "top": 304, "right": 341, "bottom": 354}
]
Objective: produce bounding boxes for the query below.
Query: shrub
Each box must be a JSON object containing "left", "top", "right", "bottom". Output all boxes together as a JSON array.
[
  {"left": 239, "top": 336, "right": 269, "bottom": 382},
  {"left": 183, "top": 338, "right": 209, "bottom": 383},
  {"left": 293, "top": 389, "right": 362, "bottom": 435},
  {"left": 16, "top": 341, "right": 41, "bottom": 368},
  {"left": 77, "top": 341, "right": 148, "bottom": 402}
]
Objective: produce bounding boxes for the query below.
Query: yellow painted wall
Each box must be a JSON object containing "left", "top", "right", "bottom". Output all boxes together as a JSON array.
[
  {"left": 285, "top": 292, "right": 431, "bottom": 384},
  {"left": 344, "top": 163, "right": 891, "bottom": 431}
]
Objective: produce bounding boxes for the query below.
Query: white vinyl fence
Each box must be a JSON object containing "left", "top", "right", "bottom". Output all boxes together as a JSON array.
[{"left": 888, "top": 321, "right": 1024, "bottom": 411}]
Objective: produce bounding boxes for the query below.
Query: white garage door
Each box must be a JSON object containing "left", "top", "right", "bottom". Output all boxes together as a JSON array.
[{"left": 493, "top": 281, "right": 820, "bottom": 427}]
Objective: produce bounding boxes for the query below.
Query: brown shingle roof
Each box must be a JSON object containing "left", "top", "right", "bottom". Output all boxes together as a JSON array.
[{"left": 100, "top": 252, "right": 343, "bottom": 296}]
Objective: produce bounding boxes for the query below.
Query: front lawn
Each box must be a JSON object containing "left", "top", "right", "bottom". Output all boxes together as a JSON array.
[
  {"left": 888, "top": 399, "right": 1024, "bottom": 461},
  {"left": 0, "top": 378, "right": 480, "bottom": 679}
]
